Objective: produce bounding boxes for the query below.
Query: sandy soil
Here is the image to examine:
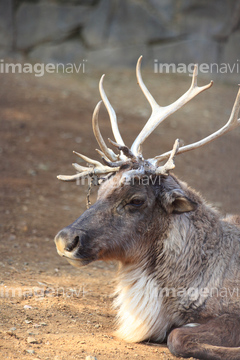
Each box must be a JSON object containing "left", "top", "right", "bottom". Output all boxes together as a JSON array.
[{"left": 0, "top": 65, "right": 240, "bottom": 360}]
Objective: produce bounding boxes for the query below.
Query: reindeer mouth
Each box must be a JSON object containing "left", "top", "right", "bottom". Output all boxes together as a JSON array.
[
  {"left": 63, "top": 256, "right": 91, "bottom": 268},
  {"left": 56, "top": 251, "right": 92, "bottom": 267},
  {"left": 55, "top": 242, "right": 94, "bottom": 267}
]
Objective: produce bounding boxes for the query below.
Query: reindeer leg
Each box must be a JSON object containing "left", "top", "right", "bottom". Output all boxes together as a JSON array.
[{"left": 167, "top": 314, "right": 240, "bottom": 360}]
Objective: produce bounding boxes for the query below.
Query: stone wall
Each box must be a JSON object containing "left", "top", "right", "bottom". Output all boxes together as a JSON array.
[{"left": 1, "top": 0, "right": 240, "bottom": 77}]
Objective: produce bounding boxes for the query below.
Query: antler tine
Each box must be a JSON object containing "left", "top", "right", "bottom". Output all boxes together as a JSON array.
[
  {"left": 73, "top": 151, "right": 105, "bottom": 166},
  {"left": 92, "top": 100, "right": 119, "bottom": 162},
  {"left": 57, "top": 171, "right": 90, "bottom": 182},
  {"left": 57, "top": 151, "right": 120, "bottom": 182},
  {"left": 108, "top": 138, "right": 136, "bottom": 159},
  {"left": 151, "top": 86, "right": 240, "bottom": 166},
  {"left": 130, "top": 56, "right": 213, "bottom": 157},
  {"left": 99, "top": 75, "right": 127, "bottom": 161},
  {"left": 155, "top": 139, "right": 179, "bottom": 175},
  {"left": 135, "top": 55, "right": 160, "bottom": 113}
]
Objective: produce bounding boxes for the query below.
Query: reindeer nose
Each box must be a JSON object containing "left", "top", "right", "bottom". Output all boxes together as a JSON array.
[{"left": 54, "top": 228, "right": 80, "bottom": 255}]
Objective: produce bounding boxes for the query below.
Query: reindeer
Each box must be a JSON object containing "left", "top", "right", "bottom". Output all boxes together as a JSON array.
[{"left": 55, "top": 56, "right": 240, "bottom": 360}]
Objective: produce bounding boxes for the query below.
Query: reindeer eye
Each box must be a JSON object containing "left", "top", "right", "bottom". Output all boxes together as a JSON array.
[{"left": 128, "top": 198, "right": 145, "bottom": 207}]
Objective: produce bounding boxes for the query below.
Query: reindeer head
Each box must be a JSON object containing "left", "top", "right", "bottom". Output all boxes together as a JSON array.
[{"left": 55, "top": 56, "right": 240, "bottom": 267}]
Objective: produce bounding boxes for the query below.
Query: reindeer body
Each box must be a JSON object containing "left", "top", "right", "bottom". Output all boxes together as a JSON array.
[
  {"left": 55, "top": 171, "right": 240, "bottom": 358},
  {"left": 55, "top": 57, "right": 240, "bottom": 359},
  {"left": 115, "top": 192, "right": 240, "bottom": 344},
  {"left": 114, "top": 178, "right": 240, "bottom": 344}
]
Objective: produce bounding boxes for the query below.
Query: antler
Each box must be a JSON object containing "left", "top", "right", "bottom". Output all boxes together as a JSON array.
[
  {"left": 99, "top": 75, "right": 127, "bottom": 161},
  {"left": 57, "top": 56, "right": 240, "bottom": 183},
  {"left": 57, "top": 151, "right": 120, "bottom": 181},
  {"left": 57, "top": 74, "right": 129, "bottom": 182},
  {"left": 92, "top": 100, "right": 119, "bottom": 162},
  {"left": 150, "top": 86, "right": 240, "bottom": 166},
  {"left": 130, "top": 56, "right": 213, "bottom": 157},
  {"left": 155, "top": 139, "right": 179, "bottom": 175}
]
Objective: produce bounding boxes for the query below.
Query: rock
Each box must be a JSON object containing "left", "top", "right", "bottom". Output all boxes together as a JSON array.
[
  {"left": 0, "top": 0, "right": 238, "bottom": 83},
  {"left": 26, "top": 349, "right": 35, "bottom": 354},
  {"left": 107, "top": 0, "right": 175, "bottom": 46},
  {"left": 147, "top": 0, "right": 174, "bottom": 22},
  {"left": 5, "top": 330, "right": 15, "bottom": 336},
  {"left": 27, "top": 336, "right": 39, "bottom": 344},
  {"left": 16, "top": 3, "right": 91, "bottom": 50},
  {"left": 82, "top": 0, "right": 111, "bottom": 47},
  {"left": 85, "top": 356, "right": 97, "bottom": 360},
  {"left": 83, "top": 0, "right": 175, "bottom": 47},
  {"left": 39, "top": 322, "right": 47, "bottom": 326},
  {"left": 27, "top": 331, "right": 38, "bottom": 336},
  {"left": 24, "top": 305, "right": 32, "bottom": 310},
  {"left": 176, "top": 0, "right": 230, "bottom": 34}
]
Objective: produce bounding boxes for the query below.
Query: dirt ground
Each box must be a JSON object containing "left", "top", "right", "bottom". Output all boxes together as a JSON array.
[{"left": 0, "top": 64, "right": 240, "bottom": 360}]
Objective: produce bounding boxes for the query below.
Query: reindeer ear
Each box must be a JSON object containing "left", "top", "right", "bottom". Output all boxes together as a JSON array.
[{"left": 161, "top": 189, "right": 198, "bottom": 214}]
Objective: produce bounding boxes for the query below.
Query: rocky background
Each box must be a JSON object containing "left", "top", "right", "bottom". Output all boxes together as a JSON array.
[{"left": 0, "top": 0, "right": 240, "bottom": 77}]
